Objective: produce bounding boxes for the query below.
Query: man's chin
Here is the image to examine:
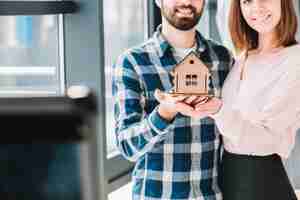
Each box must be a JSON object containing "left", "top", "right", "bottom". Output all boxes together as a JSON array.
[
  {"left": 176, "top": 26, "right": 196, "bottom": 31},
  {"left": 164, "top": 13, "right": 200, "bottom": 31},
  {"left": 174, "top": 21, "right": 198, "bottom": 31}
]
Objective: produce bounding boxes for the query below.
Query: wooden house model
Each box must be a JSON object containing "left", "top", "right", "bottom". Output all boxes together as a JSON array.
[{"left": 170, "top": 51, "right": 211, "bottom": 96}]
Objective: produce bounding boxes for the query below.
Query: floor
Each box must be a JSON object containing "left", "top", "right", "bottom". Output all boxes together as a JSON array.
[
  {"left": 108, "top": 183, "right": 300, "bottom": 200},
  {"left": 108, "top": 182, "right": 132, "bottom": 200}
]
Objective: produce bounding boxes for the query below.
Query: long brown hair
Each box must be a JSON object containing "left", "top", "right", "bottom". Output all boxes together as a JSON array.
[{"left": 229, "top": 0, "right": 298, "bottom": 53}]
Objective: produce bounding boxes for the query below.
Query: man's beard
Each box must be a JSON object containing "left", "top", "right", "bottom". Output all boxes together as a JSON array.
[{"left": 162, "top": 5, "right": 203, "bottom": 31}]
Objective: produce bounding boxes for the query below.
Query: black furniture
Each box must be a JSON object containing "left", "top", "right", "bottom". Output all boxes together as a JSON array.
[{"left": 0, "top": 86, "right": 97, "bottom": 200}]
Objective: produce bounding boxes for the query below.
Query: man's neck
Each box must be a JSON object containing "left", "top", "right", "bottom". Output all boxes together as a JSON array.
[{"left": 161, "top": 20, "right": 197, "bottom": 49}]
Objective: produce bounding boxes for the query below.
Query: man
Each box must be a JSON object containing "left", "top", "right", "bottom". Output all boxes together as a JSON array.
[{"left": 113, "top": 0, "right": 233, "bottom": 199}]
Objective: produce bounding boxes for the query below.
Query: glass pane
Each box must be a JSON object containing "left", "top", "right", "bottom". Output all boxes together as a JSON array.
[
  {"left": 104, "top": 1, "right": 146, "bottom": 157},
  {"left": 216, "top": 0, "right": 234, "bottom": 51},
  {"left": 0, "top": 15, "right": 61, "bottom": 97},
  {"left": 196, "top": 3, "right": 210, "bottom": 38},
  {"left": 296, "top": 0, "right": 300, "bottom": 41}
]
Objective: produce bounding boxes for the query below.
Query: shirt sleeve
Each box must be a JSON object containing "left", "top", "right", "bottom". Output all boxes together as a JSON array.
[
  {"left": 112, "top": 53, "right": 173, "bottom": 162},
  {"left": 212, "top": 60, "right": 300, "bottom": 158}
]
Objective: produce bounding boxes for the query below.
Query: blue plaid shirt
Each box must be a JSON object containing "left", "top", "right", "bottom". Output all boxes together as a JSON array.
[{"left": 113, "top": 26, "right": 233, "bottom": 200}]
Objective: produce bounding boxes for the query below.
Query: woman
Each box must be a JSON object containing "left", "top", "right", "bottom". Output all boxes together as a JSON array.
[{"left": 194, "top": 0, "right": 299, "bottom": 199}]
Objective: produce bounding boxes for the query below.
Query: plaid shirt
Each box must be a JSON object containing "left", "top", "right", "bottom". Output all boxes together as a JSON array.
[{"left": 113, "top": 26, "right": 233, "bottom": 200}]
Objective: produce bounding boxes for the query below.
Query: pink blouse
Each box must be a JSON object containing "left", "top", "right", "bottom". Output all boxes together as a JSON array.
[{"left": 212, "top": 44, "right": 300, "bottom": 158}]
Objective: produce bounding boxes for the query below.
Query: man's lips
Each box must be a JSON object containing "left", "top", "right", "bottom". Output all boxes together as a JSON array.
[
  {"left": 177, "top": 8, "right": 192, "bottom": 14},
  {"left": 175, "top": 6, "right": 195, "bottom": 17}
]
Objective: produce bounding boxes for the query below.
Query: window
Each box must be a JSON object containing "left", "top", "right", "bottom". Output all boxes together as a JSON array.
[
  {"left": 104, "top": 0, "right": 147, "bottom": 158},
  {"left": 296, "top": 0, "right": 300, "bottom": 41},
  {"left": 196, "top": 2, "right": 210, "bottom": 38},
  {"left": 185, "top": 74, "right": 198, "bottom": 86},
  {"left": 186, "top": 74, "right": 192, "bottom": 86},
  {"left": 197, "top": 1, "right": 221, "bottom": 43},
  {"left": 216, "top": 0, "right": 234, "bottom": 52},
  {"left": 0, "top": 15, "right": 63, "bottom": 97},
  {"left": 192, "top": 75, "right": 197, "bottom": 86}
]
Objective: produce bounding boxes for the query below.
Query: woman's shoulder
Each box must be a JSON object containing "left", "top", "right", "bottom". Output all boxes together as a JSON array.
[
  {"left": 283, "top": 44, "right": 300, "bottom": 57},
  {"left": 281, "top": 44, "right": 300, "bottom": 75},
  {"left": 283, "top": 44, "right": 300, "bottom": 65}
]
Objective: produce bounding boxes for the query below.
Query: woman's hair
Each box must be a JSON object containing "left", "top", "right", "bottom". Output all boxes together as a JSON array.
[{"left": 229, "top": 0, "right": 298, "bottom": 53}]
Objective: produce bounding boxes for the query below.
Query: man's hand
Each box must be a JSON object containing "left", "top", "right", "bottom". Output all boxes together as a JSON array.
[
  {"left": 154, "top": 89, "right": 189, "bottom": 121},
  {"left": 154, "top": 89, "right": 210, "bottom": 121}
]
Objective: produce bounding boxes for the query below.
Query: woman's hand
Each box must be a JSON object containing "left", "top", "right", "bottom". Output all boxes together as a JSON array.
[{"left": 191, "top": 97, "right": 223, "bottom": 119}]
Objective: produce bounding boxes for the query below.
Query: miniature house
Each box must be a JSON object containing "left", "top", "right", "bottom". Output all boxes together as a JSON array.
[{"left": 171, "top": 51, "right": 210, "bottom": 96}]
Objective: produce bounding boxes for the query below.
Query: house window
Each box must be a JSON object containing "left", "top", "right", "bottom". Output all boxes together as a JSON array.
[
  {"left": 186, "top": 74, "right": 198, "bottom": 86},
  {"left": 192, "top": 75, "right": 197, "bottom": 86},
  {"left": 185, "top": 74, "right": 191, "bottom": 86}
]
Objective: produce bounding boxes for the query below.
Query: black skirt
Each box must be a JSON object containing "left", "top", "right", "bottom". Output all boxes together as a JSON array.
[{"left": 220, "top": 150, "right": 298, "bottom": 200}]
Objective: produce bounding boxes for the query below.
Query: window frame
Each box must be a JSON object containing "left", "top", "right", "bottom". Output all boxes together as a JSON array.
[
  {"left": 103, "top": 0, "right": 152, "bottom": 194},
  {"left": 103, "top": 1, "right": 163, "bottom": 195},
  {"left": 64, "top": 1, "right": 154, "bottom": 199}
]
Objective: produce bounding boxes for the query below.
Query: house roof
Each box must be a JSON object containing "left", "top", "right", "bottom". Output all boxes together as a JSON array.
[
  {"left": 176, "top": 51, "right": 200, "bottom": 66},
  {"left": 173, "top": 51, "right": 210, "bottom": 73}
]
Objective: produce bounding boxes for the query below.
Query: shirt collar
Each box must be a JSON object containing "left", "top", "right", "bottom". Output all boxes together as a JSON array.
[{"left": 153, "top": 25, "right": 208, "bottom": 58}]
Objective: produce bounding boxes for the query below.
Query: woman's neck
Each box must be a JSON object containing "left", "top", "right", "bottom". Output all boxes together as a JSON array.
[{"left": 256, "top": 31, "right": 281, "bottom": 54}]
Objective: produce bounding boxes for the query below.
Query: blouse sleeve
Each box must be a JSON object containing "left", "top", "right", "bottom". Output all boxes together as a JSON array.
[{"left": 212, "top": 57, "right": 300, "bottom": 158}]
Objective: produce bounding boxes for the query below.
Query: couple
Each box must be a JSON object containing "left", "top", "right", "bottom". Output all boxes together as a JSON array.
[{"left": 113, "top": 0, "right": 300, "bottom": 199}]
